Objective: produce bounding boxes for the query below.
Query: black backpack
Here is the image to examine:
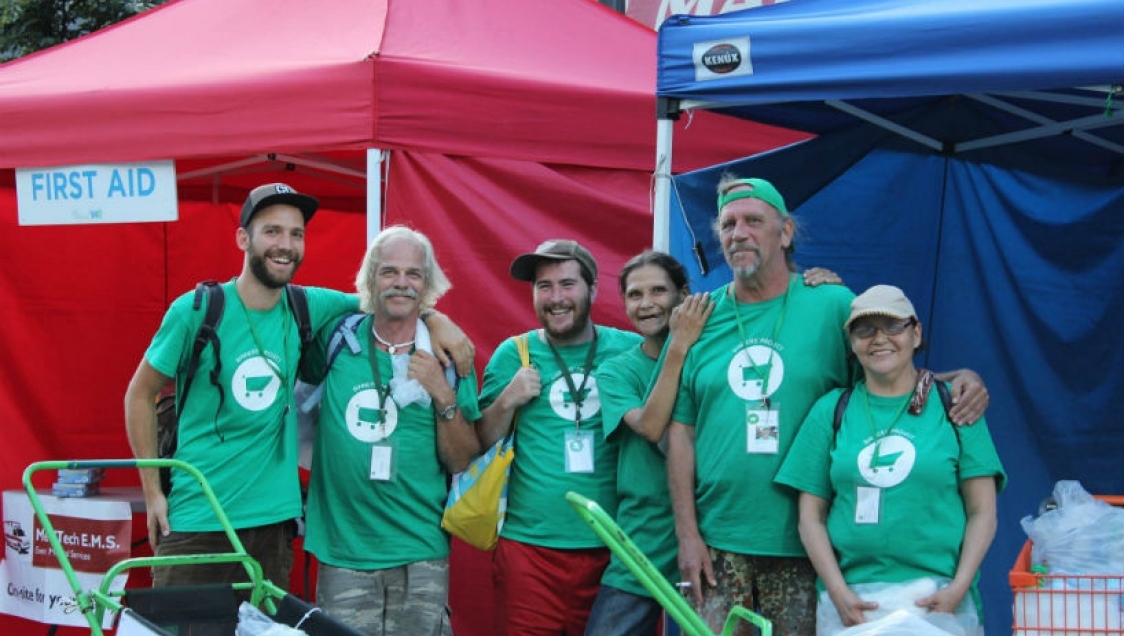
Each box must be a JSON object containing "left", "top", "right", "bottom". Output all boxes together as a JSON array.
[{"left": 157, "top": 281, "right": 313, "bottom": 494}]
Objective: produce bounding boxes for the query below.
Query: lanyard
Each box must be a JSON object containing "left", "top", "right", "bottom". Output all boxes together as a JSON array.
[
  {"left": 238, "top": 286, "right": 291, "bottom": 390},
  {"left": 861, "top": 382, "right": 913, "bottom": 468},
  {"left": 729, "top": 273, "right": 793, "bottom": 408},
  {"left": 545, "top": 328, "right": 599, "bottom": 429},
  {"left": 366, "top": 324, "right": 395, "bottom": 424}
]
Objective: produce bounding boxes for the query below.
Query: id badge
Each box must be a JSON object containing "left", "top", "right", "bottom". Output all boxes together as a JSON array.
[
  {"left": 564, "top": 430, "right": 595, "bottom": 473},
  {"left": 745, "top": 406, "right": 779, "bottom": 454},
  {"left": 370, "top": 441, "right": 398, "bottom": 481},
  {"left": 855, "top": 486, "right": 881, "bottom": 524}
]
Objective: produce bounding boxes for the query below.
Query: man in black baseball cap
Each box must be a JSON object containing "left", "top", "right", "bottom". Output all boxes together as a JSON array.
[{"left": 240, "top": 182, "right": 319, "bottom": 228}]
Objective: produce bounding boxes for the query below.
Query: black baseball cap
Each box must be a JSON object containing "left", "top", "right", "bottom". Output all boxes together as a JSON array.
[{"left": 240, "top": 183, "right": 319, "bottom": 228}]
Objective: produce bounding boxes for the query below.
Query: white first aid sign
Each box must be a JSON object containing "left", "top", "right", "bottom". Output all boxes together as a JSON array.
[{"left": 15, "top": 160, "right": 178, "bottom": 225}]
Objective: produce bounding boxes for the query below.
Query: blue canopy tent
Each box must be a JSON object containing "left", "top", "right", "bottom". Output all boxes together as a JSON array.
[{"left": 654, "top": 0, "right": 1123, "bottom": 633}]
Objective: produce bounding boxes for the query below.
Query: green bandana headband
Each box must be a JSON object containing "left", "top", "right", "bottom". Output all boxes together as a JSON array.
[{"left": 717, "top": 178, "right": 788, "bottom": 216}]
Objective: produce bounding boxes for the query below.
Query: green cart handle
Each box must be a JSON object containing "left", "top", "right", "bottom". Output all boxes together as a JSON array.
[
  {"left": 22, "top": 459, "right": 285, "bottom": 635},
  {"left": 565, "top": 491, "right": 772, "bottom": 636}
]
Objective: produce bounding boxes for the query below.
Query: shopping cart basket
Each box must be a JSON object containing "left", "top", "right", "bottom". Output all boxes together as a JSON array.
[
  {"left": 566, "top": 491, "right": 772, "bottom": 636},
  {"left": 24, "top": 459, "right": 363, "bottom": 636},
  {"left": 1010, "top": 495, "right": 1124, "bottom": 635}
]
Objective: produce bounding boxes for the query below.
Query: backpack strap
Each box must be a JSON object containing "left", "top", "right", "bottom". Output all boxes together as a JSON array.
[
  {"left": 297, "top": 312, "right": 367, "bottom": 414},
  {"left": 833, "top": 381, "right": 960, "bottom": 444},
  {"left": 178, "top": 280, "right": 225, "bottom": 417},
  {"left": 832, "top": 386, "right": 854, "bottom": 435},
  {"left": 287, "top": 284, "right": 314, "bottom": 377},
  {"left": 934, "top": 380, "right": 961, "bottom": 444},
  {"left": 326, "top": 312, "right": 367, "bottom": 368}
]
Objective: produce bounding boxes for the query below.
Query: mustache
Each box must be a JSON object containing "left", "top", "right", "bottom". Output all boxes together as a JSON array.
[
  {"left": 380, "top": 288, "right": 419, "bottom": 300},
  {"left": 266, "top": 248, "right": 299, "bottom": 261},
  {"left": 728, "top": 240, "right": 759, "bottom": 252}
]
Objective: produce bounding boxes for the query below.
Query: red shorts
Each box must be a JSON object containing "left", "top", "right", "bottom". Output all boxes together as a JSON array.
[{"left": 493, "top": 537, "right": 609, "bottom": 635}]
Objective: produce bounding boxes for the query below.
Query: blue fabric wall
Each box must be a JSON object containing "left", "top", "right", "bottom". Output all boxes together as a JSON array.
[{"left": 670, "top": 132, "right": 1124, "bottom": 634}]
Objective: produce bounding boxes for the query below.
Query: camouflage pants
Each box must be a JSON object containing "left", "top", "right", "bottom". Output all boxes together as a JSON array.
[
  {"left": 316, "top": 559, "right": 453, "bottom": 636},
  {"left": 696, "top": 548, "right": 816, "bottom": 636}
]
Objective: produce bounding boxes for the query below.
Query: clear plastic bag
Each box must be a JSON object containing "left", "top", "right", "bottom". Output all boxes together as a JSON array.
[
  {"left": 235, "top": 602, "right": 307, "bottom": 636},
  {"left": 816, "top": 578, "right": 979, "bottom": 636},
  {"left": 1020, "top": 480, "right": 1124, "bottom": 574},
  {"left": 834, "top": 610, "right": 964, "bottom": 636}
]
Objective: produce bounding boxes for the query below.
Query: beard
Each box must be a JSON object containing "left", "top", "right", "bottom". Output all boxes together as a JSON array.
[
  {"left": 732, "top": 260, "right": 760, "bottom": 281},
  {"left": 726, "top": 242, "right": 761, "bottom": 282},
  {"left": 538, "top": 297, "right": 592, "bottom": 344},
  {"left": 248, "top": 246, "right": 301, "bottom": 289}
]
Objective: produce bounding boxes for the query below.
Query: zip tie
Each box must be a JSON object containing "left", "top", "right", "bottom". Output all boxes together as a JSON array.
[{"left": 294, "top": 605, "right": 322, "bottom": 629}]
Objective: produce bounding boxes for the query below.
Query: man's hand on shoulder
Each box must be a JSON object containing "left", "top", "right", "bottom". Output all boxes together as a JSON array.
[
  {"left": 937, "top": 368, "right": 989, "bottom": 425},
  {"left": 802, "top": 267, "right": 844, "bottom": 287},
  {"left": 424, "top": 310, "right": 475, "bottom": 377}
]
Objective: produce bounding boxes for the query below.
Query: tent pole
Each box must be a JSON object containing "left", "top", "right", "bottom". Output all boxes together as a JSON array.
[
  {"left": 366, "top": 148, "right": 384, "bottom": 244},
  {"left": 653, "top": 98, "right": 681, "bottom": 252}
]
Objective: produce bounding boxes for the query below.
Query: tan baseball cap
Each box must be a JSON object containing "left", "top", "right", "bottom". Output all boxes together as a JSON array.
[
  {"left": 510, "top": 239, "right": 598, "bottom": 283},
  {"left": 844, "top": 285, "right": 917, "bottom": 331}
]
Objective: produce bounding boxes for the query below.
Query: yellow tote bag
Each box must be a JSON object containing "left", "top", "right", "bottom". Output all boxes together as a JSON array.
[{"left": 441, "top": 333, "right": 530, "bottom": 550}]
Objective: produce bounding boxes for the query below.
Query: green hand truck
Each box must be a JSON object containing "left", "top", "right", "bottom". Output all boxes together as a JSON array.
[
  {"left": 566, "top": 491, "right": 773, "bottom": 636},
  {"left": 24, "top": 458, "right": 361, "bottom": 636}
]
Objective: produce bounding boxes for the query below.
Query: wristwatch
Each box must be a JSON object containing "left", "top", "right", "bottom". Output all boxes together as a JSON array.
[{"left": 436, "top": 403, "right": 459, "bottom": 421}]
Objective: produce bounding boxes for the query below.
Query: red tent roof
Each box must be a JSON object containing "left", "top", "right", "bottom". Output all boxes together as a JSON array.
[{"left": 0, "top": 0, "right": 802, "bottom": 174}]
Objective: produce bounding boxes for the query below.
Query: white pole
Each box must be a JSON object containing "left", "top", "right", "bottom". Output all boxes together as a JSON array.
[
  {"left": 653, "top": 117, "right": 675, "bottom": 251},
  {"left": 366, "top": 148, "right": 384, "bottom": 244}
]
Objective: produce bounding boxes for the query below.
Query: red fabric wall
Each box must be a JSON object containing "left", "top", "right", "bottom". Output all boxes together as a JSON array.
[{"left": 0, "top": 155, "right": 647, "bottom": 634}]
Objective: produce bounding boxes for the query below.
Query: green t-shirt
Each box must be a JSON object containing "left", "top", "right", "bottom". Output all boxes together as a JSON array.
[
  {"left": 671, "top": 278, "right": 855, "bottom": 556},
  {"left": 596, "top": 345, "right": 678, "bottom": 597},
  {"left": 302, "top": 315, "right": 482, "bottom": 570},
  {"left": 775, "top": 382, "right": 1007, "bottom": 597},
  {"left": 479, "top": 326, "right": 641, "bottom": 549},
  {"left": 144, "top": 281, "right": 358, "bottom": 531}
]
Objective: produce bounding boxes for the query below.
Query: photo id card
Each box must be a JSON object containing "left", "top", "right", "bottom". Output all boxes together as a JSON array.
[
  {"left": 855, "top": 486, "right": 881, "bottom": 524},
  {"left": 745, "top": 406, "right": 779, "bottom": 454},
  {"left": 370, "top": 442, "right": 398, "bottom": 481},
  {"left": 564, "top": 430, "right": 595, "bottom": 473}
]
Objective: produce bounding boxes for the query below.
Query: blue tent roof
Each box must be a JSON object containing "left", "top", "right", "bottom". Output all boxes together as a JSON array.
[
  {"left": 657, "top": 0, "right": 1122, "bottom": 173},
  {"left": 658, "top": 0, "right": 1122, "bottom": 112}
]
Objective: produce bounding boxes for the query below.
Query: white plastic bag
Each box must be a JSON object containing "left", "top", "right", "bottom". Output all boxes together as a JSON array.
[
  {"left": 835, "top": 610, "right": 961, "bottom": 636},
  {"left": 816, "top": 578, "right": 979, "bottom": 636},
  {"left": 235, "top": 602, "right": 307, "bottom": 636},
  {"left": 1020, "top": 480, "right": 1124, "bottom": 574}
]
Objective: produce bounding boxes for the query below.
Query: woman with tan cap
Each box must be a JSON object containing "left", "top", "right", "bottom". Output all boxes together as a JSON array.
[{"left": 775, "top": 285, "right": 1006, "bottom": 635}]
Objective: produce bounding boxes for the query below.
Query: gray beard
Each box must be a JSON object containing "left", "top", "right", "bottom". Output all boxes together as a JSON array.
[{"left": 732, "top": 261, "right": 760, "bottom": 282}]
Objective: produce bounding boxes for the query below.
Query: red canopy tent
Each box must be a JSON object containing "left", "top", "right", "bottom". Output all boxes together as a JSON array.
[{"left": 0, "top": 0, "right": 804, "bottom": 633}]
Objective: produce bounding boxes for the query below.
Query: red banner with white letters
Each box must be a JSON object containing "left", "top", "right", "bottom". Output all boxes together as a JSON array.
[{"left": 1, "top": 491, "right": 131, "bottom": 628}]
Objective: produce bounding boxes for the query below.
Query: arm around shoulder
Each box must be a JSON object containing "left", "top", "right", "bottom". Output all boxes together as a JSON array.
[
  {"left": 933, "top": 368, "right": 989, "bottom": 425},
  {"left": 423, "top": 310, "right": 475, "bottom": 378}
]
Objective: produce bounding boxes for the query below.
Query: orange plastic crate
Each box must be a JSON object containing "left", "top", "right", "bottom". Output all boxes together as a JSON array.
[{"left": 1010, "top": 495, "right": 1124, "bottom": 635}]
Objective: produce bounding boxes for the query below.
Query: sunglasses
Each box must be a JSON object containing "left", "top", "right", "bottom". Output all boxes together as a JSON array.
[{"left": 849, "top": 317, "right": 916, "bottom": 339}]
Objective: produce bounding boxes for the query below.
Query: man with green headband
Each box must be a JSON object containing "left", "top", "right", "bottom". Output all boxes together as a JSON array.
[{"left": 666, "top": 176, "right": 990, "bottom": 635}]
